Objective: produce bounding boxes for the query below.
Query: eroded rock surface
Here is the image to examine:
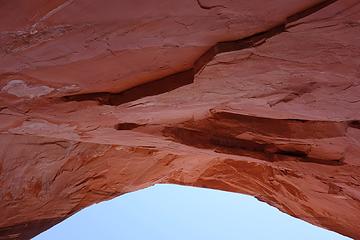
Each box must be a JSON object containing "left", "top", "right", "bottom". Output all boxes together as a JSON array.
[{"left": 1, "top": 0, "right": 360, "bottom": 239}]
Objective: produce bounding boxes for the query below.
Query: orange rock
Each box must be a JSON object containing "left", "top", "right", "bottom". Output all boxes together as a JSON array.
[{"left": 1, "top": 0, "right": 360, "bottom": 239}]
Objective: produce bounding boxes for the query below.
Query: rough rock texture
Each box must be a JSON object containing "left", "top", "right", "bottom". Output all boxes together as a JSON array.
[{"left": 1, "top": 0, "right": 360, "bottom": 239}]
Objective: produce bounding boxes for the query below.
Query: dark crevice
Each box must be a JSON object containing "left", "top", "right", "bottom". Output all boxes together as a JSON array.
[
  {"left": 348, "top": 120, "right": 360, "bottom": 129},
  {"left": 114, "top": 122, "right": 143, "bottom": 130},
  {"left": 163, "top": 127, "right": 344, "bottom": 166},
  {"left": 286, "top": 0, "right": 338, "bottom": 25},
  {"left": 63, "top": 69, "right": 194, "bottom": 105},
  {"left": 287, "top": 0, "right": 358, "bottom": 30},
  {"left": 210, "top": 111, "right": 348, "bottom": 139},
  {"left": 195, "top": 0, "right": 225, "bottom": 10},
  {"left": 62, "top": 0, "right": 338, "bottom": 106},
  {"left": 277, "top": 149, "right": 308, "bottom": 158}
]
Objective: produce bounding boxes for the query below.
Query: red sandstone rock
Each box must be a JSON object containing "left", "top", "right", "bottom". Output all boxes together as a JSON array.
[{"left": 1, "top": 0, "right": 360, "bottom": 239}]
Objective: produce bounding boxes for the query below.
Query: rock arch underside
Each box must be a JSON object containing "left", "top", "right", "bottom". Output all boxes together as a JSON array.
[{"left": 1, "top": 0, "right": 360, "bottom": 239}]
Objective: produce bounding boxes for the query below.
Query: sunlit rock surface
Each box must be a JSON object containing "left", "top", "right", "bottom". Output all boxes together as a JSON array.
[{"left": 1, "top": 0, "right": 360, "bottom": 239}]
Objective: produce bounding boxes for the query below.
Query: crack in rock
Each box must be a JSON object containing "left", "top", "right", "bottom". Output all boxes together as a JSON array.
[
  {"left": 195, "top": 0, "right": 226, "bottom": 10},
  {"left": 62, "top": 0, "right": 339, "bottom": 106},
  {"left": 162, "top": 110, "right": 350, "bottom": 166}
]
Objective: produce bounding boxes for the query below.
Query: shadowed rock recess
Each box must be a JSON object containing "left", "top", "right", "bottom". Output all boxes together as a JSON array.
[{"left": 1, "top": 0, "right": 360, "bottom": 239}]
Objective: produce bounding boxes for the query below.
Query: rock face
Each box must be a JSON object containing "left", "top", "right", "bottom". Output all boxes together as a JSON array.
[{"left": 1, "top": 0, "right": 360, "bottom": 239}]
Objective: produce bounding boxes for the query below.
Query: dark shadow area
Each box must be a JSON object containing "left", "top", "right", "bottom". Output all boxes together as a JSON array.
[{"left": 61, "top": 0, "right": 338, "bottom": 106}]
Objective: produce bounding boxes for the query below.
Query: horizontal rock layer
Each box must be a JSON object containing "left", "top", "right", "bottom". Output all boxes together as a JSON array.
[{"left": 1, "top": 0, "right": 360, "bottom": 239}]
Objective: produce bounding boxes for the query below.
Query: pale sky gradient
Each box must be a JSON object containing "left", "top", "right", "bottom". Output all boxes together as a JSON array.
[{"left": 34, "top": 184, "right": 351, "bottom": 240}]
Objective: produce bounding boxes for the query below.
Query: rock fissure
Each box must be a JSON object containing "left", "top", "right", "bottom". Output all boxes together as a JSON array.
[
  {"left": 62, "top": 0, "right": 338, "bottom": 106},
  {"left": 160, "top": 110, "right": 351, "bottom": 166},
  {"left": 195, "top": 0, "right": 226, "bottom": 10}
]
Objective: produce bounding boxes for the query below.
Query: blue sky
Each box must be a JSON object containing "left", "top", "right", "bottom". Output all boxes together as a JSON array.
[{"left": 34, "top": 184, "right": 351, "bottom": 240}]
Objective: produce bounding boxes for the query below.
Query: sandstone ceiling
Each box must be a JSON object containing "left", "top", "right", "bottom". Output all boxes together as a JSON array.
[{"left": 1, "top": 0, "right": 360, "bottom": 239}]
